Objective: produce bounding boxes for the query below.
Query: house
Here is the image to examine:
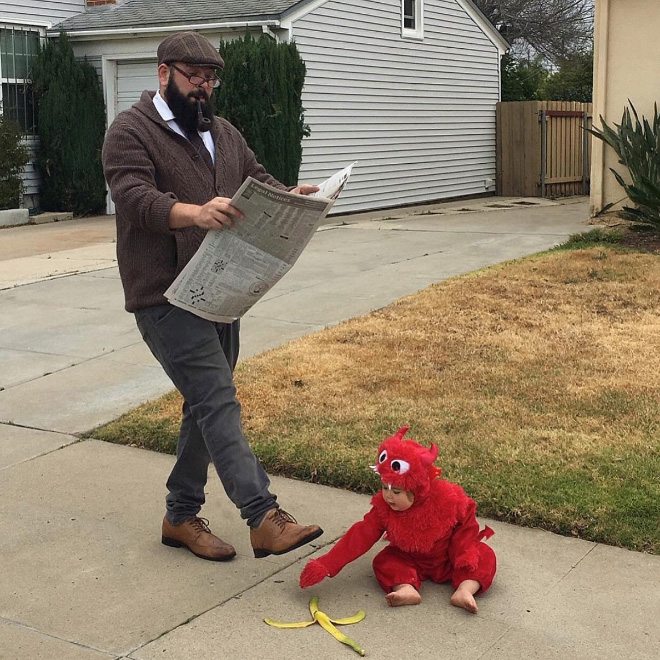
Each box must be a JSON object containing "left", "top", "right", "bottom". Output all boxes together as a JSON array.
[
  {"left": 591, "top": 0, "right": 659, "bottom": 217},
  {"left": 0, "top": 0, "right": 86, "bottom": 209},
  {"left": 50, "top": 0, "right": 507, "bottom": 215}
]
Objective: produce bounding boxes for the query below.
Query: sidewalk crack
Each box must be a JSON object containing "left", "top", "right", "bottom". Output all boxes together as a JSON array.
[
  {"left": 0, "top": 616, "right": 116, "bottom": 658},
  {"left": 123, "top": 542, "right": 332, "bottom": 657},
  {"left": 543, "top": 542, "right": 599, "bottom": 597}
]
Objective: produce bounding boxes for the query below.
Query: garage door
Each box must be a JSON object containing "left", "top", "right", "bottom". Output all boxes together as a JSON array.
[
  {"left": 116, "top": 59, "right": 158, "bottom": 113},
  {"left": 107, "top": 60, "right": 157, "bottom": 212}
]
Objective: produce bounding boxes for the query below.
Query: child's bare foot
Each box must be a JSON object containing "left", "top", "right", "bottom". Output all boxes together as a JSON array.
[
  {"left": 386, "top": 584, "right": 421, "bottom": 607},
  {"left": 450, "top": 579, "right": 481, "bottom": 614}
]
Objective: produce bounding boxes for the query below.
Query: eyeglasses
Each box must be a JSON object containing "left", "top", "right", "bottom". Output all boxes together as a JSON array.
[{"left": 169, "top": 63, "right": 222, "bottom": 89}]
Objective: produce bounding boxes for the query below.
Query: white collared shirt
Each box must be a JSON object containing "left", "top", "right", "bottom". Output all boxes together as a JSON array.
[{"left": 153, "top": 90, "right": 215, "bottom": 163}]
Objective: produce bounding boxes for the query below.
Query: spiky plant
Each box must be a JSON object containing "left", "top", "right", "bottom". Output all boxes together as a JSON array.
[{"left": 589, "top": 102, "right": 660, "bottom": 227}]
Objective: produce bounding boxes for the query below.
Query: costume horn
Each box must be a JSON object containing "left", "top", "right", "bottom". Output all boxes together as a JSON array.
[
  {"left": 393, "top": 426, "right": 409, "bottom": 441},
  {"left": 421, "top": 443, "right": 438, "bottom": 466}
]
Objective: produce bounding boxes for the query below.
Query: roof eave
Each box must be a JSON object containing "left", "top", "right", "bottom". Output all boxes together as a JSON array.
[
  {"left": 461, "top": 0, "right": 510, "bottom": 53},
  {"left": 47, "top": 18, "right": 281, "bottom": 39}
]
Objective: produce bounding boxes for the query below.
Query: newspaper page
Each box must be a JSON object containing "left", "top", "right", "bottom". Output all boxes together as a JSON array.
[
  {"left": 310, "top": 161, "right": 357, "bottom": 200},
  {"left": 165, "top": 164, "right": 355, "bottom": 322}
]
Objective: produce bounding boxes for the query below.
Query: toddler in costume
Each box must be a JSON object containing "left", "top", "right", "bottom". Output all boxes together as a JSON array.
[{"left": 300, "top": 427, "right": 496, "bottom": 613}]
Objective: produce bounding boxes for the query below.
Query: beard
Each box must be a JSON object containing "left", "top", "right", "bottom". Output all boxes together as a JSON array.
[{"left": 165, "top": 75, "right": 214, "bottom": 134}]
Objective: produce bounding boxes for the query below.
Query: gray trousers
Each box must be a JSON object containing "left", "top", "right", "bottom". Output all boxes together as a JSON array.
[{"left": 134, "top": 304, "right": 277, "bottom": 528}]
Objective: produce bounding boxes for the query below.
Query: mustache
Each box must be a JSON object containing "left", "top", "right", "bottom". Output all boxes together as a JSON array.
[{"left": 187, "top": 89, "right": 210, "bottom": 102}]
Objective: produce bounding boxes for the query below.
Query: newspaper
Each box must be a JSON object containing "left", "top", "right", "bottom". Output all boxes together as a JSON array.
[
  {"left": 310, "top": 161, "right": 357, "bottom": 200},
  {"left": 164, "top": 162, "right": 356, "bottom": 323}
]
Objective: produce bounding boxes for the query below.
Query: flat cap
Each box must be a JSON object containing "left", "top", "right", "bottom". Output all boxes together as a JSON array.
[{"left": 157, "top": 31, "right": 224, "bottom": 69}]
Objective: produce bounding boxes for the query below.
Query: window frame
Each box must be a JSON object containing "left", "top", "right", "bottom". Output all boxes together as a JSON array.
[
  {"left": 401, "top": 0, "right": 424, "bottom": 41},
  {"left": 0, "top": 24, "right": 44, "bottom": 136}
]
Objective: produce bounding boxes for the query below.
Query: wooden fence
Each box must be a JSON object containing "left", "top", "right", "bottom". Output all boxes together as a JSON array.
[{"left": 496, "top": 101, "right": 593, "bottom": 198}]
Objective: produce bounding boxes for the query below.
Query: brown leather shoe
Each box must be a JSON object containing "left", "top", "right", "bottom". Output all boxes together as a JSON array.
[
  {"left": 250, "top": 509, "right": 323, "bottom": 558},
  {"left": 162, "top": 517, "right": 236, "bottom": 562}
]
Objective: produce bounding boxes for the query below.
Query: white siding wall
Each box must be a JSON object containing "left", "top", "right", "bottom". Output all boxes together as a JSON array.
[
  {"left": 0, "top": 0, "right": 85, "bottom": 26},
  {"left": 292, "top": 0, "right": 501, "bottom": 213}
]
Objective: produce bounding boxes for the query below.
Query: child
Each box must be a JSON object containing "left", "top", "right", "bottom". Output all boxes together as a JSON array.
[{"left": 300, "top": 426, "right": 496, "bottom": 613}]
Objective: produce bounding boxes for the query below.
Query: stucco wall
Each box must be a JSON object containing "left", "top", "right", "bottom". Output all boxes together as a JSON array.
[{"left": 590, "top": 0, "right": 660, "bottom": 216}]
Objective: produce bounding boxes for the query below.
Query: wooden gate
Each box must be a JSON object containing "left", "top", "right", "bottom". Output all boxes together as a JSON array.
[{"left": 496, "top": 101, "right": 593, "bottom": 198}]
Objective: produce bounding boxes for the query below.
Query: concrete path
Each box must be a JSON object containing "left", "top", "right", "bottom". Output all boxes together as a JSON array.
[{"left": 1, "top": 197, "right": 658, "bottom": 660}]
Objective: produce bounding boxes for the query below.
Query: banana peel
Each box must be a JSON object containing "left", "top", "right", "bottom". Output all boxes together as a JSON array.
[{"left": 265, "top": 596, "right": 366, "bottom": 656}]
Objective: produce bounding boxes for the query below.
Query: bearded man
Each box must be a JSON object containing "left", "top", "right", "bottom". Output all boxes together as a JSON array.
[{"left": 102, "top": 31, "right": 322, "bottom": 563}]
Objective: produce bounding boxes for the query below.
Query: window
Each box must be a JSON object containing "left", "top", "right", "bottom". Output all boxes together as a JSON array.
[
  {"left": 0, "top": 27, "right": 41, "bottom": 134},
  {"left": 402, "top": 0, "right": 423, "bottom": 40}
]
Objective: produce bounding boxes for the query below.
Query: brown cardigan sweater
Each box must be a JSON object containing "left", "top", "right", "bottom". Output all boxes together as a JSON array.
[{"left": 102, "top": 90, "right": 286, "bottom": 312}]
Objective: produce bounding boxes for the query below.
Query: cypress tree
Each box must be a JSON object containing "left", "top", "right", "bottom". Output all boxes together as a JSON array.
[
  {"left": 30, "top": 32, "right": 106, "bottom": 215},
  {"left": 216, "top": 34, "right": 309, "bottom": 185}
]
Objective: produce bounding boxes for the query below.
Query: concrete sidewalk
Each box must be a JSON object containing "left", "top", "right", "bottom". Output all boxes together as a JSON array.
[{"left": 1, "top": 197, "right": 659, "bottom": 660}]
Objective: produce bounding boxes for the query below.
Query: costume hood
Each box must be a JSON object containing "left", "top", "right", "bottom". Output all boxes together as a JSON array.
[{"left": 371, "top": 426, "right": 441, "bottom": 500}]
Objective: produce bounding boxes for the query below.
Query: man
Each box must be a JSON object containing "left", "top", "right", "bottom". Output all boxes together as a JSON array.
[{"left": 102, "top": 31, "right": 322, "bottom": 562}]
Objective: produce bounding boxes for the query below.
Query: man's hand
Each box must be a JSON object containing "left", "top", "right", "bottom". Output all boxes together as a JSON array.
[
  {"left": 195, "top": 197, "right": 244, "bottom": 230},
  {"left": 291, "top": 184, "right": 320, "bottom": 196},
  {"left": 169, "top": 198, "right": 244, "bottom": 230}
]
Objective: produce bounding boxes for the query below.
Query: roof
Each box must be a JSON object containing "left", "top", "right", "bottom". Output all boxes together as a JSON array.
[
  {"left": 51, "top": 0, "right": 507, "bottom": 52},
  {"left": 52, "top": 0, "right": 305, "bottom": 34}
]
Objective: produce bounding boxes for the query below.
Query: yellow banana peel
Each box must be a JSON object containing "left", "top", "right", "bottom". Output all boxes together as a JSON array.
[
  {"left": 265, "top": 596, "right": 366, "bottom": 656},
  {"left": 263, "top": 618, "right": 316, "bottom": 629}
]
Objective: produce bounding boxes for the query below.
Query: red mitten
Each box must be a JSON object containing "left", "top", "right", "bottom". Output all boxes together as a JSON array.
[{"left": 300, "top": 558, "right": 330, "bottom": 588}]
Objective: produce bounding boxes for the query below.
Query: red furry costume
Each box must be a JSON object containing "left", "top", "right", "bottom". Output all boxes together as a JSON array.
[{"left": 300, "top": 427, "right": 496, "bottom": 595}]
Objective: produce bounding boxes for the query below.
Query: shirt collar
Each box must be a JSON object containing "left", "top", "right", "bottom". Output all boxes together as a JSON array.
[
  {"left": 152, "top": 90, "right": 215, "bottom": 163},
  {"left": 153, "top": 90, "right": 175, "bottom": 122}
]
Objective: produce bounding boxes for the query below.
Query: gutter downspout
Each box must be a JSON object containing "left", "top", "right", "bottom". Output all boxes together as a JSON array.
[
  {"left": 47, "top": 20, "right": 281, "bottom": 38},
  {"left": 261, "top": 25, "right": 277, "bottom": 40}
]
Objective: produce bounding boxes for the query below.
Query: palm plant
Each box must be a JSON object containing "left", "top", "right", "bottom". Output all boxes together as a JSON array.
[{"left": 589, "top": 102, "right": 660, "bottom": 227}]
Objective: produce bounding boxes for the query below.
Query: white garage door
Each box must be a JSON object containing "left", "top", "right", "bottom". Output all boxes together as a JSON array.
[
  {"left": 107, "top": 60, "right": 157, "bottom": 212},
  {"left": 116, "top": 59, "right": 158, "bottom": 113}
]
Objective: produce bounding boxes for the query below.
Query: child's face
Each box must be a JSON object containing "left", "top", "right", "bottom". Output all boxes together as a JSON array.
[{"left": 382, "top": 486, "right": 414, "bottom": 511}]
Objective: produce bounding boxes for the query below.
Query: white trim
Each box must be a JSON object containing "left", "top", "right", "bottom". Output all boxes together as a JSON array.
[
  {"left": 497, "top": 47, "right": 502, "bottom": 102},
  {"left": 278, "top": 19, "right": 294, "bottom": 43},
  {"left": 458, "top": 0, "right": 509, "bottom": 54},
  {"left": 590, "top": 0, "right": 610, "bottom": 214},
  {"left": 279, "top": 25, "right": 293, "bottom": 43},
  {"left": 0, "top": 17, "right": 52, "bottom": 29},
  {"left": 102, "top": 56, "right": 118, "bottom": 127},
  {"left": 0, "top": 24, "right": 45, "bottom": 136},
  {"left": 281, "top": 0, "right": 329, "bottom": 26},
  {"left": 103, "top": 55, "right": 118, "bottom": 215},
  {"left": 49, "top": 20, "right": 280, "bottom": 39},
  {"left": 103, "top": 55, "right": 160, "bottom": 214},
  {"left": 401, "top": 0, "right": 424, "bottom": 41},
  {"left": 261, "top": 25, "right": 277, "bottom": 40}
]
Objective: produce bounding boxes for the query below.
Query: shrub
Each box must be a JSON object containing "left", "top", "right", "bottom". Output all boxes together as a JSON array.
[
  {"left": 501, "top": 54, "right": 549, "bottom": 102},
  {"left": 537, "top": 52, "right": 593, "bottom": 103},
  {"left": 215, "top": 34, "right": 309, "bottom": 186},
  {"left": 0, "top": 114, "right": 29, "bottom": 209},
  {"left": 589, "top": 102, "right": 660, "bottom": 227},
  {"left": 30, "top": 32, "right": 106, "bottom": 215}
]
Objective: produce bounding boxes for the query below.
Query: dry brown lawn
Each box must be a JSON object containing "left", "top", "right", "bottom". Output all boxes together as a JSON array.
[{"left": 94, "top": 244, "right": 660, "bottom": 552}]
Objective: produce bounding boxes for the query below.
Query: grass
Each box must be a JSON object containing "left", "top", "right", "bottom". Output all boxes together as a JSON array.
[{"left": 91, "top": 235, "right": 660, "bottom": 554}]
